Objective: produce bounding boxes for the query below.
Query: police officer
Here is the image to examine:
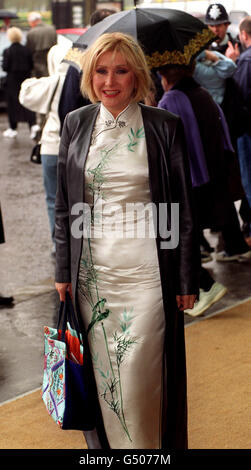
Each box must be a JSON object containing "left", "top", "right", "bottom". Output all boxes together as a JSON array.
[{"left": 205, "top": 3, "right": 239, "bottom": 55}]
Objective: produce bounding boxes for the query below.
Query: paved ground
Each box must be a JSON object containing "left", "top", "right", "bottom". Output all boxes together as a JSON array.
[
  {"left": 0, "top": 111, "right": 251, "bottom": 405},
  {"left": 0, "top": 114, "right": 58, "bottom": 403}
]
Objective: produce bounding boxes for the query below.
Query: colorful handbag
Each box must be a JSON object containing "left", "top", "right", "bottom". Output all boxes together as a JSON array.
[{"left": 42, "top": 292, "right": 94, "bottom": 430}]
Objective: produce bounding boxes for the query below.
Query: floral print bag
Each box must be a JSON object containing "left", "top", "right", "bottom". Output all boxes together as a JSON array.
[{"left": 42, "top": 292, "right": 94, "bottom": 430}]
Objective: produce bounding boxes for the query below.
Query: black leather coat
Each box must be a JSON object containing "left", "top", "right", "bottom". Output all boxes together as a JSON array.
[{"left": 55, "top": 103, "right": 200, "bottom": 449}]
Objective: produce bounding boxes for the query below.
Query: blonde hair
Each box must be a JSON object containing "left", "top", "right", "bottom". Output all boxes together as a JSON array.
[
  {"left": 80, "top": 32, "right": 152, "bottom": 103},
  {"left": 7, "top": 27, "right": 23, "bottom": 43}
]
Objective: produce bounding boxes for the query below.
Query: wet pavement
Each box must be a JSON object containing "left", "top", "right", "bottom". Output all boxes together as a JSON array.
[
  {"left": 0, "top": 110, "right": 251, "bottom": 405},
  {"left": 0, "top": 112, "right": 58, "bottom": 403}
]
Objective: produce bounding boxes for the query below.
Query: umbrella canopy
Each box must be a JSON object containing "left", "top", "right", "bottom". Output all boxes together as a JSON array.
[
  {"left": 0, "top": 10, "right": 18, "bottom": 19},
  {"left": 65, "top": 8, "right": 215, "bottom": 70}
]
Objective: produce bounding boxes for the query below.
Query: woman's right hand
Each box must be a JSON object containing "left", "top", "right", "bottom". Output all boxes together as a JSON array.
[{"left": 55, "top": 282, "right": 72, "bottom": 302}]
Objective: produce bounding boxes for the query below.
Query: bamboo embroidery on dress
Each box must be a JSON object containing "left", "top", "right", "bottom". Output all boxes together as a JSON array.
[
  {"left": 127, "top": 127, "right": 145, "bottom": 152},
  {"left": 78, "top": 133, "right": 144, "bottom": 442}
]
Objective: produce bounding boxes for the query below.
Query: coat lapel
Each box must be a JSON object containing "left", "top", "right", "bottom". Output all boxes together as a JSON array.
[
  {"left": 67, "top": 104, "right": 100, "bottom": 205},
  {"left": 74, "top": 104, "right": 100, "bottom": 181},
  {"left": 140, "top": 103, "right": 171, "bottom": 206}
]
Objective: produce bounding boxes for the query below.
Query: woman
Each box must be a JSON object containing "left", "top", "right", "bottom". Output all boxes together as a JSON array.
[
  {"left": 157, "top": 64, "right": 251, "bottom": 312},
  {"left": 55, "top": 33, "right": 200, "bottom": 449},
  {"left": 2, "top": 27, "right": 36, "bottom": 138},
  {"left": 158, "top": 64, "right": 251, "bottom": 264}
]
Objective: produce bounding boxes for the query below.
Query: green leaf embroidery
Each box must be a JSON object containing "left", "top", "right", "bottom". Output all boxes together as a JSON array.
[
  {"left": 136, "top": 127, "right": 145, "bottom": 138},
  {"left": 127, "top": 127, "right": 145, "bottom": 152},
  {"left": 87, "top": 309, "right": 110, "bottom": 334},
  {"left": 98, "top": 368, "right": 109, "bottom": 379}
]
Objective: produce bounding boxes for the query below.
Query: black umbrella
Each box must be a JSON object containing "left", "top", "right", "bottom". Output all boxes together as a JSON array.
[
  {"left": 65, "top": 8, "right": 215, "bottom": 70},
  {"left": 0, "top": 10, "right": 18, "bottom": 28},
  {"left": 0, "top": 10, "right": 18, "bottom": 19}
]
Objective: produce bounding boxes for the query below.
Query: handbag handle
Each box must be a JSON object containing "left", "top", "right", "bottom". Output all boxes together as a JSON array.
[
  {"left": 57, "top": 292, "right": 82, "bottom": 343},
  {"left": 47, "top": 76, "right": 60, "bottom": 115}
]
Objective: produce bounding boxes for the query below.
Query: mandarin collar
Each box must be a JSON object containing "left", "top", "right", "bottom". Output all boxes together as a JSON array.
[{"left": 99, "top": 102, "right": 139, "bottom": 128}]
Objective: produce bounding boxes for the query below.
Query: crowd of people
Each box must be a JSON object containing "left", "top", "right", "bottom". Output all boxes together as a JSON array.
[
  {"left": 2, "top": 12, "right": 57, "bottom": 140},
  {"left": 1, "top": 2, "right": 251, "bottom": 450}
]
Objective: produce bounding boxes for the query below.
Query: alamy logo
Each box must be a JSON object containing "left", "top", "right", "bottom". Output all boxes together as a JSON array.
[{"left": 71, "top": 199, "right": 179, "bottom": 249}]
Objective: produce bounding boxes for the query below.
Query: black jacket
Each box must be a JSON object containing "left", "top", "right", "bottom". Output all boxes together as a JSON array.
[
  {"left": 58, "top": 65, "right": 90, "bottom": 130},
  {"left": 55, "top": 102, "right": 200, "bottom": 449},
  {"left": 3, "top": 42, "right": 33, "bottom": 80},
  {"left": 2, "top": 42, "right": 35, "bottom": 125}
]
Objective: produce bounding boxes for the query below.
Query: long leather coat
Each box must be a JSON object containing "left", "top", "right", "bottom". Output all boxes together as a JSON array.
[{"left": 55, "top": 103, "right": 200, "bottom": 449}]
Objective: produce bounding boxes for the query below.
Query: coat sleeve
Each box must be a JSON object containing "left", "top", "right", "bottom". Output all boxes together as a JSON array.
[
  {"left": 194, "top": 52, "right": 236, "bottom": 81},
  {"left": 55, "top": 114, "right": 72, "bottom": 283},
  {"left": 2, "top": 48, "right": 9, "bottom": 72},
  {"left": 234, "top": 57, "right": 251, "bottom": 111},
  {"left": 26, "top": 32, "right": 32, "bottom": 52},
  {"left": 19, "top": 75, "right": 59, "bottom": 114},
  {"left": 168, "top": 118, "right": 200, "bottom": 296}
]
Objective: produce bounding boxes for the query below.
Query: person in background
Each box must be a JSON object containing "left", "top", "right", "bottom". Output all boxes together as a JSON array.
[
  {"left": 58, "top": 8, "right": 116, "bottom": 128},
  {"left": 230, "top": 16, "right": 251, "bottom": 246},
  {"left": 26, "top": 11, "right": 57, "bottom": 139},
  {"left": 89, "top": 8, "right": 117, "bottom": 26},
  {"left": 26, "top": 11, "right": 57, "bottom": 78},
  {"left": 193, "top": 48, "right": 246, "bottom": 253},
  {"left": 194, "top": 49, "right": 236, "bottom": 105},
  {"left": 205, "top": 3, "right": 239, "bottom": 55},
  {"left": 55, "top": 32, "right": 200, "bottom": 449},
  {"left": 19, "top": 43, "right": 71, "bottom": 256},
  {"left": 205, "top": 3, "right": 251, "bottom": 249},
  {"left": 205, "top": 3, "right": 244, "bottom": 142},
  {"left": 157, "top": 63, "right": 251, "bottom": 315},
  {"left": 2, "top": 27, "right": 37, "bottom": 139}
]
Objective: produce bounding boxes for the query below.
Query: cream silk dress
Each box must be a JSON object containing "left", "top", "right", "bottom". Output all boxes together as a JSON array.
[{"left": 78, "top": 102, "right": 166, "bottom": 449}]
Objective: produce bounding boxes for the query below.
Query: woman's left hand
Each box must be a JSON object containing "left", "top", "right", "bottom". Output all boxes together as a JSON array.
[{"left": 176, "top": 294, "right": 197, "bottom": 311}]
